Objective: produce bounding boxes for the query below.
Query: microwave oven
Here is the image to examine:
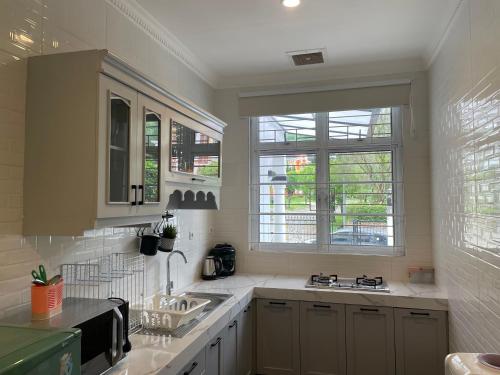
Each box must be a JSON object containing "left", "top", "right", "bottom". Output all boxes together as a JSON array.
[{"left": 1, "top": 297, "right": 132, "bottom": 374}]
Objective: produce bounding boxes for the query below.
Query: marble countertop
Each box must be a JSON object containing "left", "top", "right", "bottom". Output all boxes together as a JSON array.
[{"left": 109, "top": 274, "right": 448, "bottom": 375}]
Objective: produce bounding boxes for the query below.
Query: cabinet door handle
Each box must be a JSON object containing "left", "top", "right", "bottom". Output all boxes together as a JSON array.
[
  {"left": 131, "top": 185, "right": 137, "bottom": 206},
  {"left": 191, "top": 177, "right": 206, "bottom": 182},
  {"left": 313, "top": 304, "right": 331, "bottom": 309},
  {"left": 183, "top": 361, "right": 198, "bottom": 375},
  {"left": 360, "top": 307, "right": 379, "bottom": 312},
  {"left": 410, "top": 311, "right": 430, "bottom": 316},
  {"left": 229, "top": 320, "right": 237, "bottom": 328},
  {"left": 210, "top": 337, "right": 221, "bottom": 347},
  {"left": 269, "top": 301, "right": 286, "bottom": 306},
  {"left": 138, "top": 185, "right": 144, "bottom": 205}
]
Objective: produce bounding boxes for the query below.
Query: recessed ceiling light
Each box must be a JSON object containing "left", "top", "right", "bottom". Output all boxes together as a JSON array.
[{"left": 282, "top": 0, "right": 300, "bottom": 8}]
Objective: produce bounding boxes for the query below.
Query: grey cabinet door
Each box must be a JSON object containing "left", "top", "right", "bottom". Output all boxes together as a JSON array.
[
  {"left": 256, "top": 299, "right": 300, "bottom": 375},
  {"left": 394, "top": 308, "right": 448, "bottom": 375},
  {"left": 346, "top": 305, "right": 395, "bottom": 375},
  {"left": 206, "top": 334, "right": 224, "bottom": 375},
  {"left": 300, "top": 301, "right": 346, "bottom": 375},
  {"left": 224, "top": 318, "right": 238, "bottom": 375},
  {"left": 179, "top": 348, "right": 206, "bottom": 375},
  {"left": 238, "top": 302, "right": 254, "bottom": 375}
]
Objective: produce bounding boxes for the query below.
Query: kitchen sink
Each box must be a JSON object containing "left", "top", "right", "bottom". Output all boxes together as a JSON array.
[{"left": 136, "top": 292, "right": 232, "bottom": 338}]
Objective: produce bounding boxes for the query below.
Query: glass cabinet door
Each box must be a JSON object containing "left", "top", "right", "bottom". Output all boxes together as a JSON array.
[
  {"left": 142, "top": 110, "right": 161, "bottom": 203},
  {"left": 170, "top": 121, "right": 221, "bottom": 178},
  {"left": 109, "top": 95, "right": 131, "bottom": 203}
]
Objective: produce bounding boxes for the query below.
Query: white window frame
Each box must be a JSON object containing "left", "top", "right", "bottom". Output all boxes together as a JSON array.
[{"left": 249, "top": 107, "right": 405, "bottom": 256}]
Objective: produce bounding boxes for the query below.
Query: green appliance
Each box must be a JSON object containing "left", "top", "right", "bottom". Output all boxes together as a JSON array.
[{"left": 0, "top": 325, "right": 81, "bottom": 375}]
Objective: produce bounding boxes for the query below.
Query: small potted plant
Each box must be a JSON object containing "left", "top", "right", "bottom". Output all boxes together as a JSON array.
[{"left": 159, "top": 224, "right": 177, "bottom": 252}]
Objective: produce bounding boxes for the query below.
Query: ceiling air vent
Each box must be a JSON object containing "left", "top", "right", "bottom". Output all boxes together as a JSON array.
[{"left": 287, "top": 49, "right": 326, "bottom": 67}]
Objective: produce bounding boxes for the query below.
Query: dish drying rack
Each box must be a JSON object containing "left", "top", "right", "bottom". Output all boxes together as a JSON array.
[
  {"left": 60, "top": 252, "right": 145, "bottom": 333},
  {"left": 141, "top": 295, "right": 210, "bottom": 330}
]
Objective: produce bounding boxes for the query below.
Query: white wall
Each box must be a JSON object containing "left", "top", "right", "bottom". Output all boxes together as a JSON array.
[
  {"left": 0, "top": 0, "right": 216, "bottom": 317},
  {"left": 214, "top": 71, "right": 433, "bottom": 280},
  {"left": 429, "top": 0, "right": 500, "bottom": 352}
]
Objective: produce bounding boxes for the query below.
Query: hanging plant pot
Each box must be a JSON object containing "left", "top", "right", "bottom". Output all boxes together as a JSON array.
[{"left": 159, "top": 237, "right": 175, "bottom": 252}]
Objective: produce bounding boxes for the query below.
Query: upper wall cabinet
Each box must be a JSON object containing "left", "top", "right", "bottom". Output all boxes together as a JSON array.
[{"left": 23, "top": 50, "right": 226, "bottom": 235}]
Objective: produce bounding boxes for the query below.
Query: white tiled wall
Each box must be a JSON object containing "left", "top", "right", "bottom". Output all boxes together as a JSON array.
[
  {"left": 0, "top": 0, "right": 216, "bottom": 317},
  {"left": 214, "top": 71, "right": 434, "bottom": 281},
  {"left": 429, "top": 0, "right": 500, "bottom": 352}
]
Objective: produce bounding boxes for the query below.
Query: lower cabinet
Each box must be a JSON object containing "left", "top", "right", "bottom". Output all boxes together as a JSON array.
[
  {"left": 224, "top": 318, "right": 238, "bottom": 374},
  {"left": 206, "top": 333, "right": 224, "bottom": 375},
  {"left": 179, "top": 348, "right": 206, "bottom": 375},
  {"left": 345, "top": 305, "right": 395, "bottom": 375},
  {"left": 180, "top": 299, "right": 448, "bottom": 375},
  {"left": 238, "top": 302, "right": 254, "bottom": 375},
  {"left": 300, "top": 301, "right": 346, "bottom": 375},
  {"left": 394, "top": 308, "right": 448, "bottom": 375},
  {"left": 256, "top": 299, "right": 300, "bottom": 375}
]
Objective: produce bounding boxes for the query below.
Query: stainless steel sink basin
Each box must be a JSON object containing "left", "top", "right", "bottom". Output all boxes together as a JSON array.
[{"left": 136, "top": 292, "right": 232, "bottom": 338}]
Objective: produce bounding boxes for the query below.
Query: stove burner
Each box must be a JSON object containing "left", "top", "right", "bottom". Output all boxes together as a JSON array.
[
  {"left": 305, "top": 273, "right": 390, "bottom": 293},
  {"left": 311, "top": 274, "right": 337, "bottom": 285},
  {"left": 356, "top": 275, "right": 383, "bottom": 287}
]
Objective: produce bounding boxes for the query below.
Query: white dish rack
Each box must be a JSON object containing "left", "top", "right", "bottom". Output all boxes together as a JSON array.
[{"left": 140, "top": 294, "right": 210, "bottom": 330}]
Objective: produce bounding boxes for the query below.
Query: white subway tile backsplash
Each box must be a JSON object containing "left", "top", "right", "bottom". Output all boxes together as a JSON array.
[
  {"left": 0, "top": 0, "right": 216, "bottom": 315},
  {"left": 430, "top": 0, "right": 500, "bottom": 353}
]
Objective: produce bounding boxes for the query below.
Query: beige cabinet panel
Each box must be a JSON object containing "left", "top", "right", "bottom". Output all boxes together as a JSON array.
[
  {"left": 238, "top": 302, "right": 254, "bottom": 375},
  {"left": 136, "top": 94, "right": 170, "bottom": 216},
  {"left": 167, "top": 110, "right": 223, "bottom": 187},
  {"left": 97, "top": 75, "right": 139, "bottom": 218},
  {"left": 206, "top": 334, "right": 223, "bottom": 375},
  {"left": 346, "top": 305, "right": 395, "bottom": 375},
  {"left": 256, "top": 299, "right": 300, "bottom": 375},
  {"left": 395, "top": 308, "right": 448, "bottom": 375},
  {"left": 224, "top": 318, "right": 238, "bottom": 375},
  {"left": 178, "top": 348, "right": 206, "bottom": 375},
  {"left": 300, "top": 301, "right": 346, "bottom": 375}
]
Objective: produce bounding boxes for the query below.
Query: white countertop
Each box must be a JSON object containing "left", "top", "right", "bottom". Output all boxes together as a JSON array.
[{"left": 110, "top": 273, "right": 448, "bottom": 375}]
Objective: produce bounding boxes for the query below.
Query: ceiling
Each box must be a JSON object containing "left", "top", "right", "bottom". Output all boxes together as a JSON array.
[{"left": 136, "top": 0, "right": 461, "bottom": 87}]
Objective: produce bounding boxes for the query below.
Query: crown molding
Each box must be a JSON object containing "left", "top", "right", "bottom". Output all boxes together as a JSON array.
[
  {"left": 106, "top": 0, "right": 218, "bottom": 87},
  {"left": 218, "top": 58, "right": 424, "bottom": 89},
  {"left": 423, "top": 0, "right": 465, "bottom": 69}
]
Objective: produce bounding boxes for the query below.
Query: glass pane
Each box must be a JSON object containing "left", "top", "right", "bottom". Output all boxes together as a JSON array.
[
  {"left": 329, "top": 151, "right": 394, "bottom": 247},
  {"left": 109, "top": 96, "right": 130, "bottom": 203},
  {"left": 258, "top": 154, "right": 316, "bottom": 243},
  {"left": 170, "top": 121, "right": 220, "bottom": 177},
  {"left": 143, "top": 112, "right": 160, "bottom": 203},
  {"left": 258, "top": 113, "right": 316, "bottom": 143},
  {"left": 329, "top": 108, "right": 391, "bottom": 141}
]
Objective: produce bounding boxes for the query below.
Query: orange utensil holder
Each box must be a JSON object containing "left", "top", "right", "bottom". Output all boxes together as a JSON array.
[{"left": 31, "top": 280, "right": 63, "bottom": 320}]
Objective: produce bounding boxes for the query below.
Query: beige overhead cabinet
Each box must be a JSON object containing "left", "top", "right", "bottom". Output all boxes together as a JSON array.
[{"left": 23, "top": 50, "right": 226, "bottom": 235}]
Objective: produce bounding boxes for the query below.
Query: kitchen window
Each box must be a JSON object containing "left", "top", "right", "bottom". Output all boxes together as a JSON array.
[{"left": 250, "top": 108, "right": 404, "bottom": 255}]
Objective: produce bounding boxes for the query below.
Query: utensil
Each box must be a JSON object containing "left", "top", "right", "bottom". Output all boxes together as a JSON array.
[
  {"left": 48, "top": 274, "right": 62, "bottom": 285},
  {"left": 32, "top": 279, "right": 46, "bottom": 286},
  {"left": 31, "top": 265, "right": 47, "bottom": 284}
]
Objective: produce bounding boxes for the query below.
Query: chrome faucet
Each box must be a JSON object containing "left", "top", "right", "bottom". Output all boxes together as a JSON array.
[{"left": 166, "top": 250, "right": 188, "bottom": 296}]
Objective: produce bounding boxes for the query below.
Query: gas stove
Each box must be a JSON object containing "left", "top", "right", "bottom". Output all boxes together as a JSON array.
[{"left": 305, "top": 274, "right": 390, "bottom": 293}]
